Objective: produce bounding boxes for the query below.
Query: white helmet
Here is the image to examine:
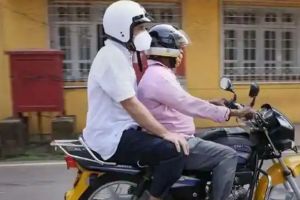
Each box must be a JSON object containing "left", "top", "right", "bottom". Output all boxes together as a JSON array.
[{"left": 103, "top": 0, "right": 151, "bottom": 50}]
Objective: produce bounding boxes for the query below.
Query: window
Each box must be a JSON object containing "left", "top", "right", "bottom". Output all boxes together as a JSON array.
[
  {"left": 222, "top": 8, "right": 300, "bottom": 82},
  {"left": 48, "top": 0, "right": 181, "bottom": 83}
]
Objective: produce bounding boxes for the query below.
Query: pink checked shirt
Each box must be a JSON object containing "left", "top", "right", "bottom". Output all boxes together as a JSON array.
[{"left": 137, "top": 60, "right": 230, "bottom": 137}]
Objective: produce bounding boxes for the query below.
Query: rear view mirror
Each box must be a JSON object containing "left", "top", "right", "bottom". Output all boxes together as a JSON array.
[
  {"left": 220, "top": 77, "right": 237, "bottom": 102},
  {"left": 249, "top": 82, "right": 260, "bottom": 97},
  {"left": 249, "top": 82, "right": 260, "bottom": 107},
  {"left": 220, "top": 77, "right": 234, "bottom": 92}
]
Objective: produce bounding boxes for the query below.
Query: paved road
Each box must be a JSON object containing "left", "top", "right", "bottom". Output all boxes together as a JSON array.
[
  {"left": 294, "top": 125, "right": 300, "bottom": 145},
  {"left": 0, "top": 124, "right": 299, "bottom": 200},
  {"left": 1, "top": 160, "right": 300, "bottom": 200},
  {"left": 0, "top": 162, "right": 75, "bottom": 200}
]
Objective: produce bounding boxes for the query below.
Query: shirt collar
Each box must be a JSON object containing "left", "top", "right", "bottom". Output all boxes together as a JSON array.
[{"left": 147, "top": 59, "right": 167, "bottom": 68}]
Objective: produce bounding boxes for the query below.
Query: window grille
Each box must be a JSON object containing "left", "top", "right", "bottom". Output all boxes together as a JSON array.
[
  {"left": 223, "top": 7, "right": 300, "bottom": 82},
  {"left": 48, "top": 0, "right": 181, "bottom": 82}
]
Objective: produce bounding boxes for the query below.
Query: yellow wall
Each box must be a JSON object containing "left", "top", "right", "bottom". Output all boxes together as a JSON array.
[
  {"left": 0, "top": 0, "right": 88, "bottom": 134},
  {"left": 0, "top": 0, "right": 58, "bottom": 134},
  {"left": 0, "top": 0, "right": 49, "bottom": 133},
  {"left": 0, "top": 1, "right": 11, "bottom": 121},
  {"left": 0, "top": 0, "right": 300, "bottom": 135},
  {"left": 0, "top": 2, "right": 6, "bottom": 120},
  {"left": 183, "top": 0, "right": 221, "bottom": 90},
  {"left": 64, "top": 89, "right": 87, "bottom": 133},
  {"left": 183, "top": 0, "right": 229, "bottom": 127},
  {"left": 183, "top": 0, "right": 300, "bottom": 128},
  {"left": 224, "top": 0, "right": 300, "bottom": 7},
  {"left": 0, "top": 0, "right": 183, "bottom": 134}
]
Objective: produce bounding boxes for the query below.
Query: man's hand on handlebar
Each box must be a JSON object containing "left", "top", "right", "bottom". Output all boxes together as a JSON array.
[
  {"left": 210, "top": 97, "right": 256, "bottom": 120},
  {"left": 230, "top": 106, "right": 256, "bottom": 120}
]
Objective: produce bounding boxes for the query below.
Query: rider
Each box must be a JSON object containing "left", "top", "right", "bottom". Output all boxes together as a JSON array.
[
  {"left": 82, "top": 2, "right": 189, "bottom": 200},
  {"left": 137, "top": 24, "right": 254, "bottom": 200}
]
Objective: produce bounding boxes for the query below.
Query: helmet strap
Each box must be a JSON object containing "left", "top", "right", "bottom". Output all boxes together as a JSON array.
[
  {"left": 105, "top": 34, "right": 136, "bottom": 51},
  {"left": 169, "top": 57, "right": 177, "bottom": 69},
  {"left": 137, "top": 51, "right": 143, "bottom": 72},
  {"left": 126, "top": 40, "right": 136, "bottom": 51},
  {"left": 127, "top": 22, "right": 139, "bottom": 51}
]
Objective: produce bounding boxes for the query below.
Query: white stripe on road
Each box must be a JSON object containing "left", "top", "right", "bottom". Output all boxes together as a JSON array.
[{"left": 0, "top": 161, "right": 65, "bottom": 167}]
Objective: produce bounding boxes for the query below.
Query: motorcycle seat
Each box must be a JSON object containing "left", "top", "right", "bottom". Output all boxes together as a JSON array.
[
  {"left": 197, "top": 127, "right": 248, "bottom": 141},
  {"left": 67, "top": 146, "right": 141, "bottom": 174}
]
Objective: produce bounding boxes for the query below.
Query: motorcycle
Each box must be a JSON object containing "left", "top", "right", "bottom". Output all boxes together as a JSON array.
[{"left": 51, "top": 78, "right": 300, "bottom": 200}]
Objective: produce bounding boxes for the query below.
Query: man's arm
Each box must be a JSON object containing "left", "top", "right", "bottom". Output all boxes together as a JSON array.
[
  {"left": 121, "top": 96, "right": 189, "bottom": 155},
  {"left": 146, "top": 76, "right": 230, "bottom": 122},
  {"left": 143, "top": 70, "right": 253, "bottom": 122}
]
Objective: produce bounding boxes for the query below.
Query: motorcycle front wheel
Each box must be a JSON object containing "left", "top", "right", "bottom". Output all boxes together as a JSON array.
[{"left": 268, "top": 185, "right": 296, "bottom": 200}]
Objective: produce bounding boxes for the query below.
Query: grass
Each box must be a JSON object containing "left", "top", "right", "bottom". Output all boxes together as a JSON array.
[{"left": 2, "top": 143, "right": 65, "bottom": 162}]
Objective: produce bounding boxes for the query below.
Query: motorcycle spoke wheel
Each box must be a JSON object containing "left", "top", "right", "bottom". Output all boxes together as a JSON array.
[{"left": 88, "top": 181, "right": 137, "bottom": 200}]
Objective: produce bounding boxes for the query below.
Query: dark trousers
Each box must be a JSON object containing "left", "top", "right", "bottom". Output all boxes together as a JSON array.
[
  {"left": 108, "top": 128, "right": 186, "bottom": 198},
  {"left": 186, "top": 137, "right": 238, "bottom": 200}
]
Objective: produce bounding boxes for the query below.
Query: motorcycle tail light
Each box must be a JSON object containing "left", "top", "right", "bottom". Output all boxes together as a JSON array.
[{"left": 65, "top": 155, "right": 77, "bottom": 169}]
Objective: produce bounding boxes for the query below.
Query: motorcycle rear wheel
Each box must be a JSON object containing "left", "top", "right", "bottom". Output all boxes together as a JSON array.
[
  {"left": 79, "top": 173, "right": 177, "bottom": 200},
  {"left": 79, "top": 173, "right": 139, "bottom": 200}
]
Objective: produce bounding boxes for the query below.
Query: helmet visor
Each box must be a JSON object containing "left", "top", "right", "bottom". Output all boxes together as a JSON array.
[
  {"left": 174, "top": 29, "right": 191, "bottom": 48},
  {"left": 132, "top": 13, "right": 152, "bottom": 24},
  {"left": 157, "top": 28, "right": 191, "bottom": 49}
]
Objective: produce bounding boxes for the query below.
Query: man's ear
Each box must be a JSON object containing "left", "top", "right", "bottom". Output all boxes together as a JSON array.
[{"left": 175, "top": 54, "right": 183, "bottom": 68}]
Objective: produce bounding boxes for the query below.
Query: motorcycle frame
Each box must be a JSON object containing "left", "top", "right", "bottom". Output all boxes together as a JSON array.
[
  {"left": 254, "top": 127, "right": 300, "bottom": 200},
  {"left": 51, "top": 127, "right": 300, "bottom": 200},
  {"left": 51, "top": 137, "right": 206, "bottom": 199}
]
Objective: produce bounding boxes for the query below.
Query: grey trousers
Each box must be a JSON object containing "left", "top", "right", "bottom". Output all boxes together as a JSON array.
[{"left": 186, "top": 137, "right": 238, "bottom": 200}]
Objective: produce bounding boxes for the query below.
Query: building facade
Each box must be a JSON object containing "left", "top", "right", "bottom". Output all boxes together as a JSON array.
[{"left": 0, "top": 0, "right": 300, "bottom": 134}]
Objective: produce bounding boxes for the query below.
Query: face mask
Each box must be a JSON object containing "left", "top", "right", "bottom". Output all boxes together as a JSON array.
[{"left": 133, "top": 31, "right": 152, "bottom": 51}]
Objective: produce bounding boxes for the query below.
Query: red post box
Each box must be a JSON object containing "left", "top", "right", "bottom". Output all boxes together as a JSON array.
[{"left": 6, "top": 49, "right": 64, "bottom": 116}]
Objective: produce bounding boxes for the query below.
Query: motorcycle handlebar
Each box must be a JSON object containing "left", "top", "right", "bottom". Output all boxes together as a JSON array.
[{"left": 224, "top": 100, "right": 244, "bottom": 110}]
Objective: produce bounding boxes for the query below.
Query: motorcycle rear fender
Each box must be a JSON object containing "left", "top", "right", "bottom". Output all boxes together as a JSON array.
[
  {"left": 254, "top": 155, "right": 300, "bottom": 200},
  {"left": 65, "top": 164, "right": 102, "bottom": 200}
]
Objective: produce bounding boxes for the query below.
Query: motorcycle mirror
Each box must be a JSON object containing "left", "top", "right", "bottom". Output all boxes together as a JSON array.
[
  {"left": 249, "top": 82, "right": 260, "bottom": 97},
  {"left": 220, "top": 77, "right": 234, "bottom": 92},
  {"left": 220, "top": 77, "right": 237, "bottom": 102}
]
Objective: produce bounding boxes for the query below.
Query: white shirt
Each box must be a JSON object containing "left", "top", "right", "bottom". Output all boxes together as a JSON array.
[{"left": 83, "top": 39, "right": 138, "bottom": 160}]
